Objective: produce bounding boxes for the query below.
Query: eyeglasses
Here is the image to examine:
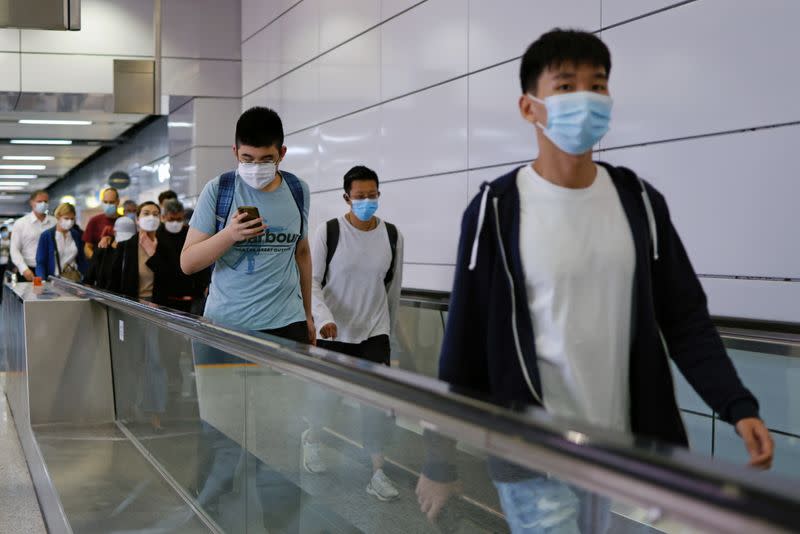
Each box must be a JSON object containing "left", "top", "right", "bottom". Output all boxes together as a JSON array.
[{"left": 347, "top": 193, "right": 380, "bottom": 200}]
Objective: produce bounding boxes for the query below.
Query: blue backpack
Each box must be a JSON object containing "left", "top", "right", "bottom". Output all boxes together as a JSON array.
[{"left": 214, "top": 170, "right": 306, "bottom": 240}]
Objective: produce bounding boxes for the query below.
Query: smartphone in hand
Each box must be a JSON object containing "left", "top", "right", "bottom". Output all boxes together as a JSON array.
[{"left": 237, "top": 206, "right": 260, "bottom": 223}]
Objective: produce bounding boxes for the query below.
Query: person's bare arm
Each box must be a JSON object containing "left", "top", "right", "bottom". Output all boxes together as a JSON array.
[
  {"left": 180, "top": 212, "right": 266, "bottom": 275},
  {"left": 295, "top": 237, "right": 315, "bottom": 345}
]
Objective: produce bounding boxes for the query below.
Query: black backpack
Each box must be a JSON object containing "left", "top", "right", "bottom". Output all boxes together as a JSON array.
[{"left": 321, "top": 218, "right": 398, "bottom": 290}]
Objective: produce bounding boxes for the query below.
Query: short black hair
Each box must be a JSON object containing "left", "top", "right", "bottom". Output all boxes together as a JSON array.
[
  {"left": 162, "top": 198, "right": 184, "bottom": 216},
  {"left": 343, "top": 166, "right": 379, "bottom": 195},
  {"left": 136, "top": 201, "right": 160, "bottom": 217},
  {"left": 520, "top": 28, "right": 611, "bottom": 95},
  {"left": 236, "top": 106, "right": 284, "bottom": 149},
  {"left": 158, "top": 190, "right": 178, "bottom": 204}
]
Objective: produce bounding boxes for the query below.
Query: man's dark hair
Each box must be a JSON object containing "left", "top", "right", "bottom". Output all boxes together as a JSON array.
[
  {"left": 343, "top": 166, "right": 379, "bottom": 195},
  {"left": 123, "top": 199, "right": 137, "bottom": 209},
  {"left": 103, "top": 187, "right": 120, "bottom": 201},
  {"left": 520, "top": 28, "right": 611, "bottom": 94},
  {"left": 162, "top": 199, "right": 184, "bottom": 216},
  {"left": 158, "top": 190, "right": 178, "bottom": 205},
  {"left": 29, "top": 189, "right": 47, "bottom": 202},
  {"left": 137, "top": 201, "right": 160, "bottom": 217},
  {"left": 236, "top": 107, "right": 284, "bottom": 149}
]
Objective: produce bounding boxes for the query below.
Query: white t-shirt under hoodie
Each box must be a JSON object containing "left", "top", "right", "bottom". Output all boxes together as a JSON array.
[
  {"left": 311, "top": 216, "right": 404, "bottom": 344},
  {"left": 518, "top": 163, "right": 635, "bottom": 432}
]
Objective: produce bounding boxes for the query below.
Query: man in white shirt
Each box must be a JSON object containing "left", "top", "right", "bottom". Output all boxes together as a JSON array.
[
  {"left": 306, "top": 165, "right": 404, "bottom": 502},
  {"left": 11, "top": 190, "right": 56, "bottom": 281},
  {"left": 417, "top": 29, "right": 773, "bottom": 532}
]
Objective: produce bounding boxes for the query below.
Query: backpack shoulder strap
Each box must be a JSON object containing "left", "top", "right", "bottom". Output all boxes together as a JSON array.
[
  {"left": 215, "top": 171, "right": 237, "bottom": 234},
  {"left": 281, "top": 171, "right": 306, "bottom": 239},
  {"left": 321, "top": 218, "right": 340, "bottom": 289},
  {"left": 384, "top": 222, "right": 398, "bottom": 288}
]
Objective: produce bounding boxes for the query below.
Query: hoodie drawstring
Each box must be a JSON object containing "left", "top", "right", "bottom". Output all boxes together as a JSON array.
[
  {"left": 638, "top": 179, "right": 659, "bottom": 261},
  {"left": 468, "top": 184, "right": 491, "bottom": 271}
]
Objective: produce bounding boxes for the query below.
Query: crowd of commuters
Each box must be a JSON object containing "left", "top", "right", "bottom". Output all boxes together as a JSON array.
[{"left": 0, "top": 27, "right": 777, "bottom": 532}]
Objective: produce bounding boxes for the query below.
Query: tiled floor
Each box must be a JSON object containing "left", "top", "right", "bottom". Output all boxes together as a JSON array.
[{"left": 0, "top": 383, "right": 47, "bottom": 534}]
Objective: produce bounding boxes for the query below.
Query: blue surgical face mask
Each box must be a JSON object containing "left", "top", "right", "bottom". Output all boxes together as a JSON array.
[
  {"left": 125, "top": 213, "right": 136, "bottom": 221},
  {"left": 351, "top": 199, "right": 379, "bottom": 222},
  {"left": 34, "top": 201, "right": 49, "bottom": 214},
  {"left": 103, "top": 203, "right": 118, "bottom": 216},
  {"left": 1, "top": 231, "right": 8, "bottom": 239},
  {"left": 527, "top": 91, "right": 613, "bottom": 155}
]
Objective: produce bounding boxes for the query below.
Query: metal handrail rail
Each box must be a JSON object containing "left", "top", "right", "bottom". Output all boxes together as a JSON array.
[
  {"left": 49, "top": 278, "right": 800, "bottom": 533},
  {"left": 400, "top": 289, "right": 800, "bottom": 356}
]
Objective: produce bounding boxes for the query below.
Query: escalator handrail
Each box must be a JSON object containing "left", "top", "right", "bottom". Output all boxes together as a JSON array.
[
  {"left": 400, "top": 289, "right": 800, "bottom": 356},
  {"left": 48, "top": 278, "right": 800, "bottom": 533}
]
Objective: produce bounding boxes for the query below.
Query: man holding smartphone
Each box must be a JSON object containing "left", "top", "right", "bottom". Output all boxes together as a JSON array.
[{"left": 181, "top": 107, "right": 314, "bottom": 344}]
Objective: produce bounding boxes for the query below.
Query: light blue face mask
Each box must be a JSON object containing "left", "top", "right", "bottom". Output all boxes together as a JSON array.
[
  {"left": 351, "top": 199, "right": 379, "bottom": 222},
  {"left": 103, "top": 203, "right": 117, "bottom": 216},
  {"left": 527, "top": 91, "right": 613, "bottom": 155}
]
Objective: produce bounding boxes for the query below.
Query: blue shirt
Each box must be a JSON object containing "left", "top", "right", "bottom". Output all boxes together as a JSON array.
[{"left": 190, "top": 172, "right": 310, "bottom": 331}]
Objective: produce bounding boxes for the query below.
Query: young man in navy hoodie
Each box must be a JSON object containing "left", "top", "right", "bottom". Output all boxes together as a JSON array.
[{"left": 416, "top": 29, "right": 773, "bottom": 532}]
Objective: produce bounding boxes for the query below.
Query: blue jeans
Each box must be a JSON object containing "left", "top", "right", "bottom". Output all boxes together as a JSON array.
[{"left": 495, "top": 477, "right": 610, "bottom": 534}]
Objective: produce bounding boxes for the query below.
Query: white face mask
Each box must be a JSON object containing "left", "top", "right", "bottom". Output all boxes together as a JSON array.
[
  {"left": 138, "top": 215, "right": 160, "bottom": 232},
  {"left": 34, "top": 201, "right": 49, "bottom": 214},
  {"left": 59, "top": 218, "right": 74, "bottom": 231},
  {"left": 238, "top": 161, "right": 277, "bottom": 190},
  {"left": 164, "top": 221, "right": 183, "bottom": 234}
]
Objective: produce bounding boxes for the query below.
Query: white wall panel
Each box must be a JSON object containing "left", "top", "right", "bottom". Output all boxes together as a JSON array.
[
  {"left": 193, "top": 98, "right": 242, "bottom": 146},
  {"left": 603, "top": 0, "right": 800, "bottom": 147},
  {"left": 163, "top": 0, "right": 241, "bottom": 60},
  {"left": 380, "top": 0, "right": 467, "bottom": 99},
  {"left": 162, "top": 58, "right": 242, "bottom": 98},
  {"left": 402, "top": 264, "right": 454, "bottom": 292},
  {"left": 320, "top": 0, "right": 380, "bottom": 51},
  {"left": 21, "top": 0, "right": 154, "bottom": 56},
  {"left": 601, "top": 125, "right": 800, "bottom": 279},
  {"left": 168, "top": 99, "right": 195, "bottom": 156},
  {"left": 242, "top": 81, "right": 281, "bottom": 113},
  {"left": 379, "top": 79, "right": 468, "bottom": 180},
  {"left": 702, "top": 278, "right": 800, "bottom": 324},
  {"left": 318, "top": 107, "right": 381, "bottom": 193},
  {"left": 280, "top": 0, "right": 320, "bottom": 71},
  {"left": 21, "top": 55, "right": 114, "bottom": 93},
  {"left": 601, "top": 0, "right": 686, "bottom": 27},
  {"left": 195, "top": 146, "right": 236, "bottom": 194},
  {"left": 379, "top": 173, "right": 467, "bottom": 265},
  {"left": 283, "top": 127, "right": 320, "bottom": 191},
  {"left": 318, "top": 30, "right": 380, "bottom": 122},
  {"left": 279, "top": 63, "right": 320, "bottom": 133},
  {"left": 242, "top": 21, "right": 282, "bottom": 95},
  {"left": 241, "top": 0, "right": 295, "bottom": 42},
  {"left": 380, "top": 0, "right": 425, "bottom": 21},
  {"left": 0, "top": 29, "right": 19, "bottom": 52},
  {"left": 0, "top": 53, "right": 20, "bottom": 92},
  {"left": 469, "top": 0, "right": 599, "bottom": 71},
  {"left": 469, "top": 60, "right": 538, "bottom": 168}
]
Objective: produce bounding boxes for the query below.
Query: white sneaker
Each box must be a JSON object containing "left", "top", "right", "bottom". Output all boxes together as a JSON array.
[
  {"left": 366, "top": 469, "right": 399, "bottom": 501},
  {"left": 301, "top": 429, "right": 327, "bottom": 474}
]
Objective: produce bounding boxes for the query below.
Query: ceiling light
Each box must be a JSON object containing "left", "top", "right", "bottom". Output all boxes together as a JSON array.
[
  {"left": 18, "top": 119, "right": 92, "bottom": 126},
  {"left": 2, "top": 156, "right": 55, "bottom": 161},
  {"left": 0, "top": 186, "right": 24, "bottom": 191},
  {"left": 10, "top": 139, "right": 73, "bottom": 145},
  {"left": 0, "top": 181, "right": 30, "bottom": 186},
  {"left": 168, "top": 122, "right": 193, "bottom": 128},
  {"left": 60, "top": 195, "right": 77, "bottom": 205},
  {"left": 0, "top": 164, "right": 46, "bottom": 170},
  {"left": 0, "top": 174, "right": 37, "bottom": 179}
]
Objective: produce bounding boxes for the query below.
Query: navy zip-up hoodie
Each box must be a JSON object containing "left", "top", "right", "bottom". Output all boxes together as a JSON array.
[{"left": 424, "top": 162, "right": 759, "bottom": 482}]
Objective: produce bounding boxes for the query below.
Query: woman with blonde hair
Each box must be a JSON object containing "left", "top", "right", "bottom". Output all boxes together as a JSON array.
[{"left": 35, "top": 202, "right": 87, "bottom": 281}]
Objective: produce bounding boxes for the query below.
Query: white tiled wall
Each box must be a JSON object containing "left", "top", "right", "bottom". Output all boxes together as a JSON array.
[{"left": 242, "top": 0, "right": 799, "bottom": 321}]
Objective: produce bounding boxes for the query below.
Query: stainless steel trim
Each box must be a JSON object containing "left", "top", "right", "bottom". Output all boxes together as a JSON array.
[
  {"left": 49, "top": 279, "right": 800, "bottom": 533},
  {"left": 115, "top": 422, "right": 223, "bottom": 534},
  {"left": 68, "top": 0, "right": 80, "bottom": 30}
]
